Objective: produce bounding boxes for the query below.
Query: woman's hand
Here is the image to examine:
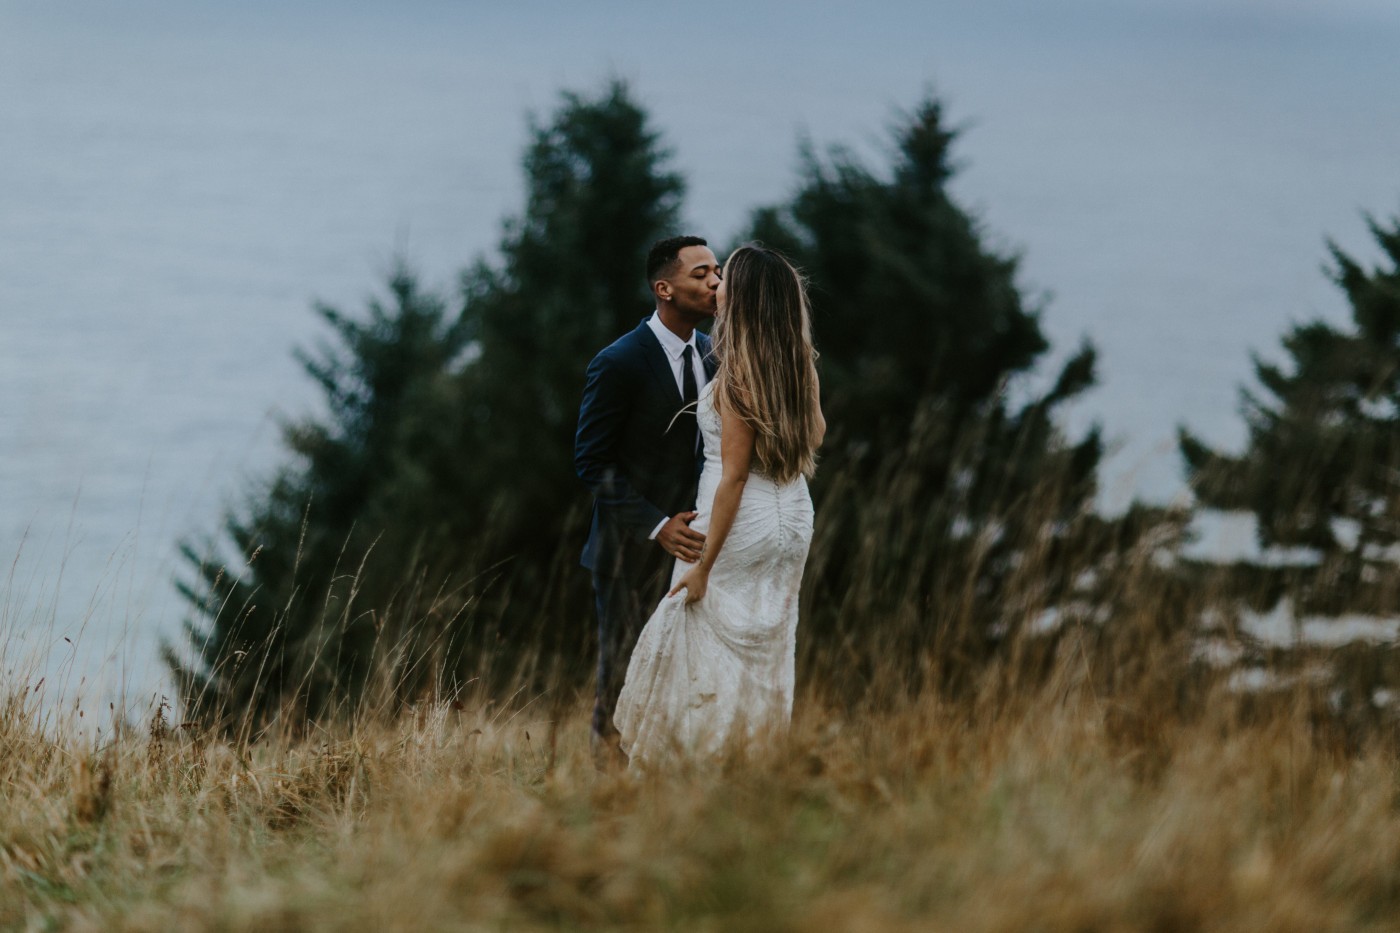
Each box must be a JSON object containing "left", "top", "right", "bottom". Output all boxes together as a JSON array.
[{"left": 668, "top": 564, "right": 709, "bottom": 605}]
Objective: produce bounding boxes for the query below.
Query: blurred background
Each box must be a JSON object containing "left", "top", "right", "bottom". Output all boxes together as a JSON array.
[{"left": 2, "top": 0, "right": 1399, "bottom": 709}]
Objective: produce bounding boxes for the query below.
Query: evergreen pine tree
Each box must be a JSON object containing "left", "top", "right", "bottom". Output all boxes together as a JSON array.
[
  {"left": 169, "top": 81, "right": 684, "bottom": 728},
  {"left": 746, "top": 98, "right": 1181, "bottom": 694},
  {"left": 1180, "top": 215, "right": 1400, "bottom": 618},
  {"left": 167, "top": 269, "right": 469, "bottom": 727}
]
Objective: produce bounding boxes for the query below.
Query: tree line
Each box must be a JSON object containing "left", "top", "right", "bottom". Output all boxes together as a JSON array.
[{"left": 166, "top": 81, "right": 1400, "bottom": 734}]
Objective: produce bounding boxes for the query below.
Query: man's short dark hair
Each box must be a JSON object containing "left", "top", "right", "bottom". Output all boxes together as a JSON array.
[{"left": 646, "top": 235, "right": 708, "bottom": 285}]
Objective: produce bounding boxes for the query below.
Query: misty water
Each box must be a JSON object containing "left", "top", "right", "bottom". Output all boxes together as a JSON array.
[{"left": 3, "top": 1, "right": 1400, "bottom": 710}]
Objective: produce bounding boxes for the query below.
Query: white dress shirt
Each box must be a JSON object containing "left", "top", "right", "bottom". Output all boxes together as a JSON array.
[
  {"left": 646, "top": 310, "right": 708, "bottom": 400},
  {"left": 645, "top": 310, "right": 711, "bottom": 539}
]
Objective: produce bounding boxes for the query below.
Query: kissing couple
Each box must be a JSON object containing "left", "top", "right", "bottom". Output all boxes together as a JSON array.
[{"left": 575, "top": 236, "right": 825, "bottom": 770}]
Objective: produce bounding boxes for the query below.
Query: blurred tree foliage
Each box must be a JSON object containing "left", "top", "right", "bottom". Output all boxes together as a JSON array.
[
  {"left": 1181, "top": 216, "right": 1400, "bottom": 617},
  {"left": 744, "top": 99, "right": 1184, "bottom": 696},
  {"left": 1178, "top": 215, "right": 1400, "bottom": 740},
  {"left": 170, "top": 86, "right": 1181, "bottom": 728},
  {"left": 169, "top": 81, "right": 682, "bottom": 729}
]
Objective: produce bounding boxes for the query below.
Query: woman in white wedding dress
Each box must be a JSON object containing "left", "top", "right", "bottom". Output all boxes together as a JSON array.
[{"left": 615, "top": 245, "right": 825, "bottom": 767}]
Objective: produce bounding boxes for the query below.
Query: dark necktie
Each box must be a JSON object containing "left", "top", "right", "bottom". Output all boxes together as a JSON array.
[
  {"left": 681, "top": 345, "right": 699, "bottom": 450},
  {"left": 682, "top": 345, "right": 698, "bottom": 406}
]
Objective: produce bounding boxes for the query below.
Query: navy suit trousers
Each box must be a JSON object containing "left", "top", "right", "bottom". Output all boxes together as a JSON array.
[{"left": 592, "top": 568, "right": 668, "bottom": 740}]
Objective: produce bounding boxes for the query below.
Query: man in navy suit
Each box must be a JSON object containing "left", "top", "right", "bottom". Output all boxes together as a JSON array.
[{"left": 575, "top": 235, "right": 721, "bottom": 761}]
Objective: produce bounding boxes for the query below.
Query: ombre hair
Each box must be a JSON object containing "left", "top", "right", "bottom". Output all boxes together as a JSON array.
[{"left": 711, "top": 245, "right": 821, "bottom": 483}]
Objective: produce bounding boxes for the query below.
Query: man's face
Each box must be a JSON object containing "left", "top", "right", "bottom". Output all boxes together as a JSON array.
[{"left": 660, "top": 245, "right": 721, "bottom": 319}]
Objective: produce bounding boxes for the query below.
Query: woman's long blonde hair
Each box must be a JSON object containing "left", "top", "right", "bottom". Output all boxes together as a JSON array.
[{"left": 711, "top": 245, "right": 821, "bottom": 483}]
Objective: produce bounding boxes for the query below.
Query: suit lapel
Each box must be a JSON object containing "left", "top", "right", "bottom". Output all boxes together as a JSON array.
[{"left": 634, "top": 320, "right": 682, "bottom": 405}]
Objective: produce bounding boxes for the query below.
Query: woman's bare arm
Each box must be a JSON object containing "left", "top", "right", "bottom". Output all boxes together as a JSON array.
[{"left": 669, "top": 403, "right": 755, "bottom": 604}]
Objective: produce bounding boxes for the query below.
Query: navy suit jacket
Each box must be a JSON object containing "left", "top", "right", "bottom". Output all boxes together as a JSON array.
[{"left": 575, "top": 318, "right": 717, "bottom": 582}]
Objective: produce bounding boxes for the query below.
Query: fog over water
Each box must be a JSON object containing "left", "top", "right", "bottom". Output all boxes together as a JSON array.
[{"left": 2, "top": 0, "right": 1399, "bottom": 705}]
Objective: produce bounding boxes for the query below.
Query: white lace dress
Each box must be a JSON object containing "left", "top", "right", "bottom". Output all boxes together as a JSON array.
[{"left": 615, "top": 381, "right": 814, "bottom": 767}]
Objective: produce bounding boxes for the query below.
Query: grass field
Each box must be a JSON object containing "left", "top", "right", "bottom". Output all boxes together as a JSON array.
[{"left": 5, "top": 636, "right": 1400, "bottom": 933}]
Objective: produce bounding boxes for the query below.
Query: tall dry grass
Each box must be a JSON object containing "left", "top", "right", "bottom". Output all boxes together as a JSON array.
[
  {"left": 4, "top": 625, "right": 1400, "bottom": 931},
  {"left": 9, "top": 430, "right": 1400, "bottom": 929}
]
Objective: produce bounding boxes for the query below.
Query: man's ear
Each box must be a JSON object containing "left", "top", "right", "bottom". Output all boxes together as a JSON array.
[{"left": 654, "top": 279, "right": 672, "bottom": 303}]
